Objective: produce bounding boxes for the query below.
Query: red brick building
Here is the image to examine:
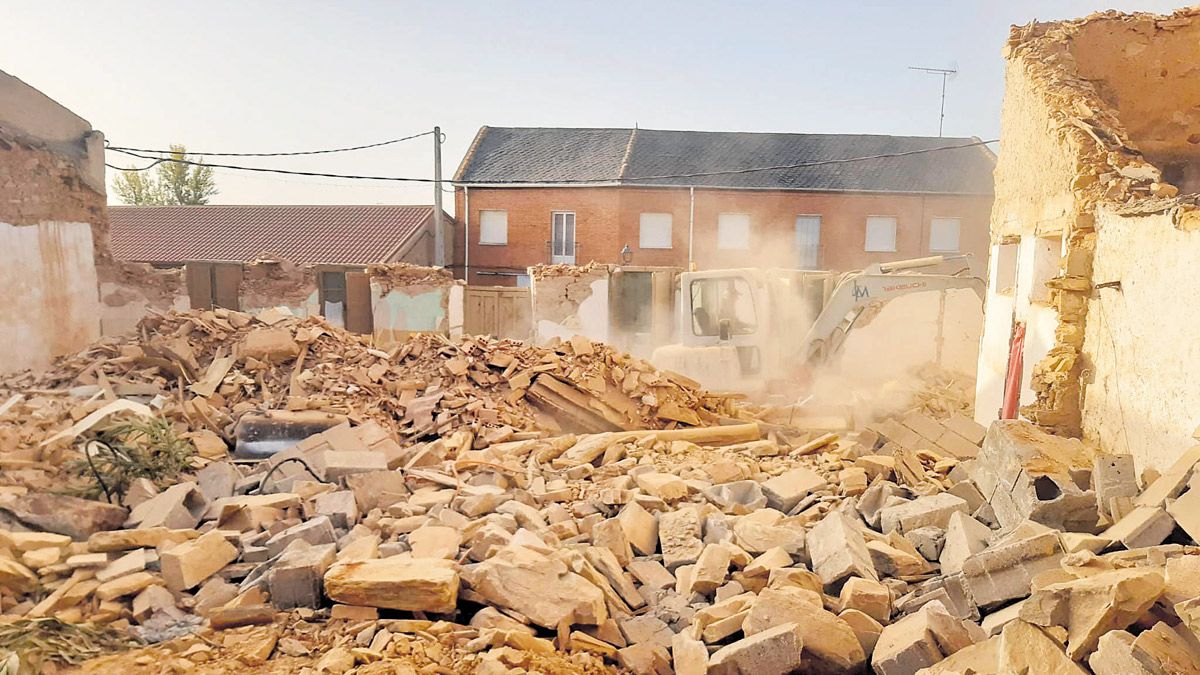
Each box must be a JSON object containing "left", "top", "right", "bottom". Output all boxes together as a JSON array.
[{"left": 452, "top": 127, "right": 995, "bottom": 285}]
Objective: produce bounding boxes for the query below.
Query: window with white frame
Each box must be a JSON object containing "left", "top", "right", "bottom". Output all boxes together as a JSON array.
[
  {"left": 478, "top": 210, "right": 508, "bottom": 245},
  {"left": 639, "top": 213, "right": 672, "bottom": 249},
  {"left": 929, "top": 217, "right": 961, "bottom": 253},
  {"left": 717, "top": 213, "right": 751, "bottom": 250},
  {"left": 865, "top": 216, "right": 898, "bottom": 252},
  {"left": 794, "top": 215, "right": 821, "bottom": 268}
]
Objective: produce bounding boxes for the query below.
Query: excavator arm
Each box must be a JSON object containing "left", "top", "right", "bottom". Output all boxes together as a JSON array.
[{"left": 796, "top": 270, "right": 985, "bottom": 366}]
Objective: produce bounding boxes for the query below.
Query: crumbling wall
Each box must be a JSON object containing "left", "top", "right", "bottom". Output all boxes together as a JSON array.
[
  {"left": 1081, "top": 205, "right": 1200, "bottom": 471},
  {"left": 368, "top": 263, "right": 463, "bottom": 347},
  {"left": 97, "top": 263, "right": 189, "bottom": 336},
  {"left": 978, "top": 10, "right": 1191, "bottom": 433},
  {"left": 0, "top": 123, "right": 106, "bottom": 374},
  {"left": 239, "top": 260, "right": 319, "bottom": 316},
  {"left": 529, "top": 263, "right": 611, "bottom": 344}
]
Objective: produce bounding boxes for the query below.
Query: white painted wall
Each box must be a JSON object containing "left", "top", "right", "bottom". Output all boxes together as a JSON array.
[
  {"left": 0, "top": 221, "right": 100, "bottom": 373},
  {"left": 1081, "top": 208, "right": 1200, "bottom": 472},
  {"left": 535, "top": 277, "right": 610, "bottom": 344}
]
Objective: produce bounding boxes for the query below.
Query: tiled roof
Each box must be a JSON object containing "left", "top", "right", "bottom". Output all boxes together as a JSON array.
[
  {"left": 455, "top": 127, "right": 995, "bottom": 195},
  {"left": 108, "top": 205, "right": 443, "bottom": 264}
]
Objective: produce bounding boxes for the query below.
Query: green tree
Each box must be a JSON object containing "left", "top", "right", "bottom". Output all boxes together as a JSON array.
[{"left": 112, "top": 144, "right": 218, "bottom": 205}]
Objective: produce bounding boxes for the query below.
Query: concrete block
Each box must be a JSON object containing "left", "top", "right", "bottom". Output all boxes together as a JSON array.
[
  {"left": 708, "top": 622, "right": 805, "bottom": 675},
  {"left": 313, "top": 490, "right": 359, "bottom": 529},
  {"left": 265, "top": 516, "right": 336, "bottom": 557},
  {"left": 658, "top": 508, "right": 703, "bottom": 570},
  {"left": 126, "top": 482, "right": 209, "bottom": 530},
  {"left": 617, "top": 502, "right": 659, "bottom": 556},
  {"left": 1136, "top": 445, "right": 1200, "bottom": 508},
  {"left": 961, "top": 525, "right": 1063, "bottom": 609},
  {"left": 268, "top": 542, "right": 336, "bottom": 609},
  {"left": 196, "top": 462, "right": 241, "bottom": 502},
  {"left": 1101, "top": 506, "right": 1175, "bottom": 549},
  {"left": 880, "top": 493, "right": 969, "bottom": 534},
  {"left": 321, "top": 450, "right": 388, "bottom": 481},
  {"left": 809, "top": 510, "right": 877, "bottom": 585},
  {"left": 940, "top": 512, "right": 992, "bottom": 575},
  {"left": 160, "top": 530, "right": 239, "bottom": 592},
  {"left": 760, "top": 467, "right": 826, "bottom": 512},
  {"left": 965, "top": 420, "right": 1098, "bottom": 532},
  {"left": 840, "top": 576, "right": 892, "bottom": 623},
  {"left": 1093, "top": 453, "right": 1138, "bottom": 519}
]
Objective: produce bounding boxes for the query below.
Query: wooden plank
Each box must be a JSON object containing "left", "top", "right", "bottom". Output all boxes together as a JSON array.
[
  {"left": 345, "top": 271, "right": 374, "bottom": 334},
  {"left": 186, "top": 263, "right": 214, "bottom": 310}
]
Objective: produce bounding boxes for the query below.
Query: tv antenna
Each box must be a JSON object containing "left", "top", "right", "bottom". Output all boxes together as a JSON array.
[{"left": 909, "top": 65, "right": 958, "bottom": 136}]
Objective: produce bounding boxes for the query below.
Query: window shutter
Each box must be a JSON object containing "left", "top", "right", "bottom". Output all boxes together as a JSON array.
[
  {"left": 795, "top": 216, "right": 821, "bottom": 268},
  {"left": 479, "top": 210, "right": 508, "bottom": 244},
  {"left": 639, "top": 213, "right": 673, "bottom": 249},
  {"left": 929, "top": 218, "right": 961, "bottom": 252},
  {"left": 865, "top": 217, "right": 898, "bottom": 252},
  {"left": 717, "top": 214, "right": 751, "bottom": 250}
]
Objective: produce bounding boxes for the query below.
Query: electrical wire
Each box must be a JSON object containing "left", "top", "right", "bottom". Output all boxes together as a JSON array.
[
  {"left": 106, "top": 138, "right": 999, "bottom": 186},
  {"left": 105, "top": 130, "right": 434, "bottom": 158}
]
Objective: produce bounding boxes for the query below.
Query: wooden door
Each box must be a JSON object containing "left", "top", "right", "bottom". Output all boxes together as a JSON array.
[{"left": 464, "top": 286, "right": 531, "bottom": 340}]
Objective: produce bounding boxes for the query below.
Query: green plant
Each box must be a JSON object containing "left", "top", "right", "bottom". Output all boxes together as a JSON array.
[{"left": 67, "top": 417, "right": 195, "bottom": 503}]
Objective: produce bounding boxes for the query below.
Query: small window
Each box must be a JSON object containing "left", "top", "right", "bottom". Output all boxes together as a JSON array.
[
  {"left": 865, "top": 216, "right": 897, "bottom": 252},
  {"left": 515, "top": 274, "right": 531, "bottom": 288},
  {"left": 795, "top": 215, "right": 821, "bottom": 268},
  {"left": 930, "top": 217, "right": 961, "bottom": 253},
  {"left": 639, "top": 213, "right": 672, "bottom": 249},
  {"left": 320, "top": 271, "right": 347, "bottom": 327},
  {"left": 718, "top": 213, "right": 751, "bottom": 250},
  {"left": 689, "top": 277, "right": 758, "bottom": 337},
  {"left": 479, "top": 210, "right": 508, "bottom": 245}
]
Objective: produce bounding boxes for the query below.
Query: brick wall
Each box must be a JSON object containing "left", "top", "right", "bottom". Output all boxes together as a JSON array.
[{"left": 453, "top": 186, "right": 993, "bottom": 285}]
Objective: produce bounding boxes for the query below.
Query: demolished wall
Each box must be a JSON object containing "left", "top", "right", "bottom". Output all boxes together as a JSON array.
[
  {"left": 97, "top": 263, "right": 189, "bottom": 336},
  {"left": 0, "top": 71, "right": 107, "bottom": 374},
  {"left": 530, "top": 262, "right": 611, "bottom": 345},
  {"left": 980, "top": 8, "right": 1200, "bottom": 470},
  {"left": 238, "top": 259, "right": 319, "bottom": 317},
  {"left": 368, "top": 263, "right": 464, "bottom": 346}
]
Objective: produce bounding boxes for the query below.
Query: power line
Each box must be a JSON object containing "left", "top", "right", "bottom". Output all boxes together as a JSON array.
[
  {"left": 105, "top": 138, "right": 999, "bottom": 186},
  {"left": 104, "top": 131, "right": 434, "bottom": 158}
]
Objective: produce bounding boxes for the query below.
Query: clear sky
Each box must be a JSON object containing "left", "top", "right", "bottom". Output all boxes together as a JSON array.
[{"left": 3, "top": 1, "right": 1185, "bottom": 211}]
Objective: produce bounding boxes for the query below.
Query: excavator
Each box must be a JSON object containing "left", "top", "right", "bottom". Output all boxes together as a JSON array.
[{"left": 649, "top": 255, "right": 985, "bottom": 395}]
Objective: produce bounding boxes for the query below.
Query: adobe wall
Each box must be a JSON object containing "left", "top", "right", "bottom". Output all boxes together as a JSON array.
[
  {"left": 239, "top": 260, "right": 320, "bottom": 317},
  {"left": 979, "top": 8, "right": 1200, "bottom": 469},
  {"left": 1081, "top": 205, "right": 1200, "bottom": 471},
  {"left": 0, "top": 74, "right": 107, "bottom": 374}
]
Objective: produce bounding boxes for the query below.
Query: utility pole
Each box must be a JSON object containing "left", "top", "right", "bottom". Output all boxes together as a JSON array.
[
  {"left": 433, "top": 126, "right": 445, "bottom": 267},
  {"left": 908, "top": 66, "right": 957, "bottom": 137}
]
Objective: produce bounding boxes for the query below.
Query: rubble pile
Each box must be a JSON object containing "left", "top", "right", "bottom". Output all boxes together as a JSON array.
[
  {"left": 2, "top": 318, "right": 1199, "bottom": 673},
  {"left": 366, "top": 263, "right": 457, "bottom": 290},
  {"left": 0, "top": 308, "right": 747, "bottom": 488}
]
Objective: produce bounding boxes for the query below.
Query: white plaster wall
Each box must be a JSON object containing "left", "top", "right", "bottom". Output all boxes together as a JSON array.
[
  {"left": 447, "top": 285, "right": 464, "bottom": 338},
  {"left": 1081, "top": 209, "right": 1200, "bottom": 472},
  {"left": 535, "top": 278, "right": 610, "bottom": 345},
  {"left": 0, "top": 221, "right": 100, "bottom": 374}
]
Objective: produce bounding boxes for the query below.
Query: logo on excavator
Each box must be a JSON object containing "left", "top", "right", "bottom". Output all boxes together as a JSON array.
[
  {"left": 882, "top": 281, "right": 928, "bottom": 293},
  {"left": 853, "top": 281, "right": 870, "bottom": 300}
]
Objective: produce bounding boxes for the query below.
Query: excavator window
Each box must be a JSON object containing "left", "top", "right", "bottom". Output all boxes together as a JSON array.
[{"left": 689, "top": 277, "right": 757, "bottom": 337}]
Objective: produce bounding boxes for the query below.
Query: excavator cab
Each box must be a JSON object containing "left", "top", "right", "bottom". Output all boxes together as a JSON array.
[{"left": 652, "top": 268, "right": 834, "bottom": 393}]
